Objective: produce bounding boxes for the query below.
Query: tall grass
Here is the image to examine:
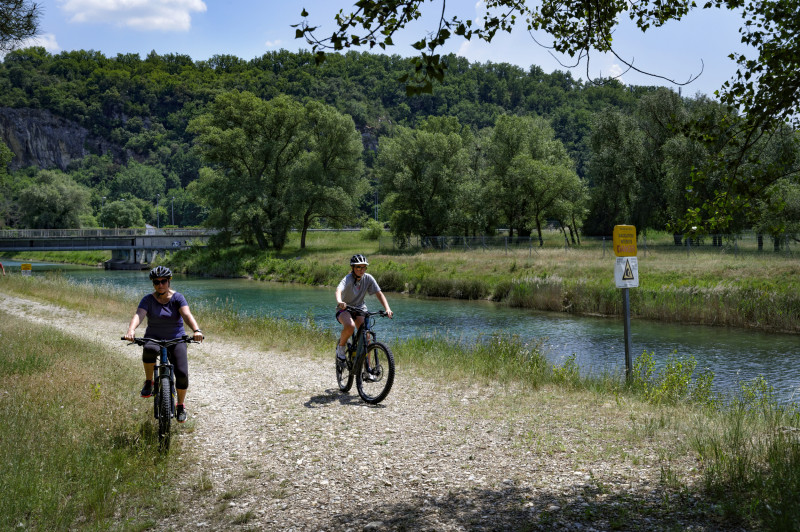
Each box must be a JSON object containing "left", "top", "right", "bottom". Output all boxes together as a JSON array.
[{"left": 0, "top": 312, "right": 175, "bottom": 530}]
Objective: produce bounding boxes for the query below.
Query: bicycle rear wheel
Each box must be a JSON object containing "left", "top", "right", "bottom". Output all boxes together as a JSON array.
[
  {"left": 158, "top": 375, "right": 172, "bottom": 450},
  {"left": 356, "top": 341, "right": 394, "bottom": 404}
]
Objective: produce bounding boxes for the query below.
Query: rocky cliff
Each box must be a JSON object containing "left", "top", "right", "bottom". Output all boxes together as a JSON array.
[{"left": 0, "top": 107, "right": 122, "bottom": 171}]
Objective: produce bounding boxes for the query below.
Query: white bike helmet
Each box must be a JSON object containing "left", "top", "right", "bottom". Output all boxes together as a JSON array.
[{"left": 349, "top": 254, "right": 369, "bottom": 266}]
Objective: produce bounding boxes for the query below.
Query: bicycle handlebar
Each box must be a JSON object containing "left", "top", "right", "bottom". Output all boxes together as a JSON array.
[
  {"left": 344, "top": 305, "right": 389, "bottom": 318},
  {"left": 121, "top": 336, "right": 201, "bottom": 346}
]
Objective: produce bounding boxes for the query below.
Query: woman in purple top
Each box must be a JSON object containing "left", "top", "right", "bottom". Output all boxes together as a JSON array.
[{"left": 124, "top": 266, "right": 203, "bottom": 423}]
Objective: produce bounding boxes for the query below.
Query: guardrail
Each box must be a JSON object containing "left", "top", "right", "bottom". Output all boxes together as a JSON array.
[{"left": 0, "top": 228, "right": 216, "bottom": 238}]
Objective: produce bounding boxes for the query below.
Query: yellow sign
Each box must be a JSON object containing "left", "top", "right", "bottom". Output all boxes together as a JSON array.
[
  {"left": 21, "top": 263, "right": 32, "bottom": 276},
  {"left": 612, "top": 225, "right": 637, "bottom": 257}
]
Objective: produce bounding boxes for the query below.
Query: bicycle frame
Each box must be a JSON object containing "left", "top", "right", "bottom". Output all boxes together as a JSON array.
[
  {"left": 123, "top": 336, "right": 196, "bottom": 449},
  {"left": 346, "top": 308, "right": 381, "bottom": 367}
]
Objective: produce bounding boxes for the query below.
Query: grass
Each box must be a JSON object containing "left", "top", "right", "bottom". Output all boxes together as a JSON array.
[
  {"left": 0, "top": 249, "right": 110, "bottom": 266},
  {"left": 160, "top": 229, "right": 800, "bottom": 333},
  {"left": 2, "top": 271, "right": 799, "bottom": 530},
  {"left": 0, "top": 309, "right": 178, "bottom": 531}
]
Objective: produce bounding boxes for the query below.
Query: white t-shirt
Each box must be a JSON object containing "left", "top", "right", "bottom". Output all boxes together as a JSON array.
[{"left": 337, "top": 272, "right": 381, "bottom": 311}]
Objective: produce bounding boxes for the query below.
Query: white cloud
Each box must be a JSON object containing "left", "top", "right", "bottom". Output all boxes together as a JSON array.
[
  {"left": 21, "top": 33, "right": 61, "bottom": 53},
  {"left": 59, "top": 0, "right": 207, "bottom": 32},
  {"left": 265, "top": 40, "right": 283, "bottom": 48},
  {"left": 606, "top": 63, "right": 626, "bottom": 84}
]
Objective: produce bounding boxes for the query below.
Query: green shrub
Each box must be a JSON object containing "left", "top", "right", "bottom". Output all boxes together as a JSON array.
[{"left": 360, "top": 220, "right": 384, "bottom": 240}]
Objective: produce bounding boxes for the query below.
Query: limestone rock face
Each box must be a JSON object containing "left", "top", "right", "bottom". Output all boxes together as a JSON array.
[{"left": 0, "top": 107, "right": 121, "bottom": 171}]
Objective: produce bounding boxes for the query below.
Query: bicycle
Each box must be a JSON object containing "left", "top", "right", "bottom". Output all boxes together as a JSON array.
[
  {"left": 122, "top": 335, "right": 199, "bottom": 450},
  {"left": 336, "top": 306, "right": 395, "bottom": 404}
]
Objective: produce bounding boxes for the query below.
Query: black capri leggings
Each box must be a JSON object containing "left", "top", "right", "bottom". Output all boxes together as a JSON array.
[{"left": 142, "top": 341, "right": 189, "bottom": 390}]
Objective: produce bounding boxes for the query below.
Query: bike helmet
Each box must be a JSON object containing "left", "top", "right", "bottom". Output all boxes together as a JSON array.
[
  {"left": 149, "top": 265, "right": 173, "bottom": 280},
  {"left": 350, "top": 254, "right": 369, "bottom": 266}
]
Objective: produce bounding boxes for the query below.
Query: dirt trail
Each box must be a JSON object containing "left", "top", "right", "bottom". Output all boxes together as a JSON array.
[{"left": 2, "top": 293, "right": 722, "bottom": 531}]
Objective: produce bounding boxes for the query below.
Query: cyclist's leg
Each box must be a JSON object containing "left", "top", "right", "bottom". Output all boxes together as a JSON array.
[
  {"left": 336, "top": 310, "right": 356, "bottom": 347},
  {"left": 141, "top": 343, "right": 158, "bottom": 396},
  {"left": 168, "top": 344, "right": 189, "bottom": 421},
  {"left": 168, "top": 343, "right": 189, "bottom": 396}
]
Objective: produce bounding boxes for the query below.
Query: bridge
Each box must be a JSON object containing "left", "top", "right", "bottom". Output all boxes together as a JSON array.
[{"left": 0, "top": 228, "right": 214, "bottom": 270}]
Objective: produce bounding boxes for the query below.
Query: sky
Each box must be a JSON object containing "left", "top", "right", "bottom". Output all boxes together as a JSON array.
[{"left": 23, "top": 0, "right": 754, "bottom": 99}]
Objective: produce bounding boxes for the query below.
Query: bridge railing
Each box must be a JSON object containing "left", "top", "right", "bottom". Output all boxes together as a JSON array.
[{"left": 0, "top": 228, "right": 216, "bottom": 239}]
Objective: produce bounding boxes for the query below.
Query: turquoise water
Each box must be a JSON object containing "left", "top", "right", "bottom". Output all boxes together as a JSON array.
[{"left": 5, "top": 260, "right": 799, "bottom": 403}]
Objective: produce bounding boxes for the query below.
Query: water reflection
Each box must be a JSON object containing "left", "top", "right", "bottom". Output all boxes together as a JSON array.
[{"left": 5, "top": 260, "right": 799, "bottom": 402}]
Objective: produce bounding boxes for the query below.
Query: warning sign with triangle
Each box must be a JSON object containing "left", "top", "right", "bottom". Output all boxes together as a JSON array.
[
  {"left": 615, "top": 257, "right": 639, "bottom": 288},
  {"left": 622, "top": 259, "right": 635, "bottom": 280}
]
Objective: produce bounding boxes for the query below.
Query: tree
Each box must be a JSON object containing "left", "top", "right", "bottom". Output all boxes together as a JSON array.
[
  {"left": 188, "top": 91, "right": 307, "bottom": 250},
  {"left": 0, "top": 0, "right": 40, "bottom": 53},
  {"left": 584, "top": 110, "right": 644, "bottom": 235},
  {"left": 99, "top": 199, "right": 145, "bottom": 228},
  {"left": 292, "top": 100, "right": 366, "bottom": 249},
  {"left": 18, "top": 170, "right": 90, "bottom": 228},
  {"left": 376, "top": 124, "right": 469, "bottom": 242},
  {"left": 109, "top": 161, "right": 166, "bottom": 201},
  {"left": 487, "top": 114, "right": 574, "bottom": 238}
]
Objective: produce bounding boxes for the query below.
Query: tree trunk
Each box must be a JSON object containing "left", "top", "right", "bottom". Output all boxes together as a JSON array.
[
  {"left": 300, "top": 209, "right": 312, "bottom": 249},
  {"left": 571, "top": 214, "right": 581, "bottom": 245},
  {"left": 535, "top": 218, "right": 544, "bottom": 247}
]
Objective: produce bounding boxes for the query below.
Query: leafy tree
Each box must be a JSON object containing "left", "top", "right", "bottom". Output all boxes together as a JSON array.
[
  {"left": 188, "top": 91, "right": 307, "bottom": 250},
  {"left": 584, "top": 110, "right": 644, "bottom": 235},
  {"left": 376, "top": 123, "right": 469, "bottom": 241},
  {"left": 0, "top": 0, "right": 40, "bottom": 53},
  {"left": 18, "top": 169, "right": 90, "bottom": 228},
  {"left": 99, "top": 199, "right": 145, "bottom": 228},
  {"left": 508, "top": 155, "right": 581, "bottom": 246},
  {"left": 292, "top": 100, "right": 366, "bottom": 248},
  {"left": 487, "top": 114, "right": 574, "bottom": 238},
  {"left": 109, "top": 161, "right": 166, "bottom": 202}
]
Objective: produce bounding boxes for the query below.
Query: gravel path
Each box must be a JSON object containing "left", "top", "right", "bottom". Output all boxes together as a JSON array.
[{"left": 2, "top": 293, "right": 745, "bottom": 531}]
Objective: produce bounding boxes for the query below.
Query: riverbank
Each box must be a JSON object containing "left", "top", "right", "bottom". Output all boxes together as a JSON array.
[
  {"left": 1, "top": 274, "right": 798, "bottom": 530},
  {"left": 166, "top": 230, "right": 800, "bottom": 334}
]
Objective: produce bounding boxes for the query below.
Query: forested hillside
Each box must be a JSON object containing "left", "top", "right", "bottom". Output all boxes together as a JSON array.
[{"left": 1, "top": 47, "right": 797, "bottom": 245}]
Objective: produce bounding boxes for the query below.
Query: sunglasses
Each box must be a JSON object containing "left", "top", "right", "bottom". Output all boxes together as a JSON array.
[
  {"left": 152, "top": 278, "right": 170, "bottom": 285},
  {"left": 353, "top": 265, "right": 367, "bottom": 270}
]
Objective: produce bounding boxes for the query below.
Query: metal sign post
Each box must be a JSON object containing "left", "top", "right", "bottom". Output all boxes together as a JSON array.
[{"left": 613, "top": 226, "right": 638, "bottom": 381}]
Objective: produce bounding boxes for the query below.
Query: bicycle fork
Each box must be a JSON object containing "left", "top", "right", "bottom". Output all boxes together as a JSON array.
[{"left": 154, "top": 348, "right": 176, "bottom": 419}]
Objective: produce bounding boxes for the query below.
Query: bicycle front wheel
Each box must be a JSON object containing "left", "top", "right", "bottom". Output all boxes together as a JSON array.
[
  {"left": 158, "top": 375, "right": 172, "bottom": 450},
  {"left": 356, "top": 342, "right": 394, "bottom": 404}
]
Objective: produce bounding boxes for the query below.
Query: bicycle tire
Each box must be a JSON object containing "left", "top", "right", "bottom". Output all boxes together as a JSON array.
[
  {"left": 158, "top": 375, "right": 172, "bottom": 450},
  {"left": 336, "top": 344, "right": 354, "bottom": 393},
  {"left": 356, "top": 341, "right": 394, "bottom": 404}
]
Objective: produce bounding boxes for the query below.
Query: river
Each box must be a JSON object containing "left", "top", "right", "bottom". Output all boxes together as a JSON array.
[{"left": 4, "top": 259, "right": 799, "bottom": 403}]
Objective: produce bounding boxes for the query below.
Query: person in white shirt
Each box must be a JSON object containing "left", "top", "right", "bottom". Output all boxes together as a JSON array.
[{"left": 334, "top": 254, "right": 393, "bottom": 364}]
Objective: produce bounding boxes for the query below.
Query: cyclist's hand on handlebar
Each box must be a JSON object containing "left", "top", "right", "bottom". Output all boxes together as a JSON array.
[
  {"left": 123, "top": 331, "right": 135, "bottom": 341},
  {"left": 336, "top": 301, "right": 347, "bottom": 311},
  {"left": 384, "top": 309, "right": 394, "bottom": 319},
  {"left": 192, "top": 329, "right": 204, "bottom": 342}
]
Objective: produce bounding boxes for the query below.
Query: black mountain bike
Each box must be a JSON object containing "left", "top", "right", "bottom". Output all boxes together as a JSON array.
[
  {"left": 336, "top": 306, "right": 395, "bottom": 404},
  {"left": 122, "top": 336, "right": 198, "bottom": 450}
]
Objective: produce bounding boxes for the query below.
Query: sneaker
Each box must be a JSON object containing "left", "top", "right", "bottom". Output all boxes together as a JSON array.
[
  {"left": 336, "top": 345, "right": 347, "bottom": 371},
  {"left": 176, "top": 404, "right": 187, "bottom": 423},
  {"left": 140, "top": 380, "right": 153, "bottom": 398},
  {"left": 336, "top": 344, "right": 347, "bottom": 360}
]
